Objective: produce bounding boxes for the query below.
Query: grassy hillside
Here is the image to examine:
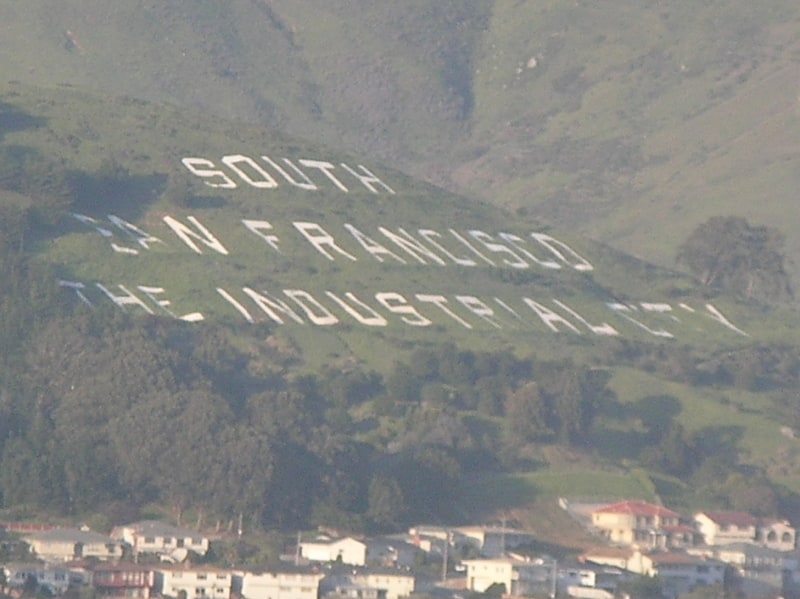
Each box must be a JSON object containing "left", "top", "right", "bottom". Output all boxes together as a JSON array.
[
  {"left": 3, "top": 1, "right": 800, "bottom": 526},
  {"left": 3, "top": 82, "right": 800, "bottom": 523},
  {"left": 2, "top": 1, "right": 799, "bottom": 290}
]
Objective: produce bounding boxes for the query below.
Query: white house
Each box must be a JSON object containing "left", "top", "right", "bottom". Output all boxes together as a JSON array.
[
  {"left": 320, "top": 567, "right": 415, "bottom": 599},
  {"left": 694, "top": 511, "right": 796, "bottom": 551},
  {"left": 23, "top": 528, "right": 124, "bottom": 562},
  {"left": 156, "top": 565, "right": 232, "bottom": 599},
  {"left": 299, "top": 536, "right": 367, "bottom": 566},
  {"left": 556, "top": 561, "right": 629, "bottom": 597},
  {"left": 241, "top": 568, "right": 324, "bottom": 599},
  {"left": 111, "top": 520, "right": 210, "bottom": 558},
  {"left": 462, "top": 556, "right": 557, "bottom": 597}
]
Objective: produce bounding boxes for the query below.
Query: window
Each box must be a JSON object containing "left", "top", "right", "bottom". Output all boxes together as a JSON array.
[
  {"left": 144, "top": 537, "right": 155, "bottom": 544},
  {"left": 197, "top": 574, "right": 208, "bottom": 580}
]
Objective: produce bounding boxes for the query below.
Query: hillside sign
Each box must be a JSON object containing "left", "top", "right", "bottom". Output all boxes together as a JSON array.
[{"left": 59, "top": 153, "right": 748, "bottom": 340}]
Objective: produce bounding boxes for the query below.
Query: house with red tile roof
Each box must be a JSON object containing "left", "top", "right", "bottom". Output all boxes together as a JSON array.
[{"left": 590, "top": 500, "right": 695, "bottom": 549}]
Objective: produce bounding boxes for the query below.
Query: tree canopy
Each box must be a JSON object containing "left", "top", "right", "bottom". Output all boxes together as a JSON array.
[{"left": 677, "top": 216, "right": 792, "bottom": 302}]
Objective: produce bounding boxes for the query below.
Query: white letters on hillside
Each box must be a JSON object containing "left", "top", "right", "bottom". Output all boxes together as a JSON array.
[
  {"left": 59, "top": 152, "right": 750, "bottom": 341},
  {"left": 181, "top": 154, "right": 396, "bottom": 194},
  {"left": 62, "top": 278, "right": 748, "bottom": 339}
]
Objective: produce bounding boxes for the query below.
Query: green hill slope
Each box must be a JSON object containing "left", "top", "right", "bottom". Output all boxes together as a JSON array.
[
  {"left": 2, "top": 1, "right": 798, "bottom": 290},
  {"left": 2, "top": 84, "right": 800, "bottom": 528}
]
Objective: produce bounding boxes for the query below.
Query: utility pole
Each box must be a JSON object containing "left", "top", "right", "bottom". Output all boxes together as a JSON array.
[
  {"left": 501, "top": 514, "right": 506, "bottom": 556},
  {"left": 441, "top": 529, "right": 449, "bottom": 583},
  {"left": 295, "top": 531, "right": 301, "bottom": 566}
]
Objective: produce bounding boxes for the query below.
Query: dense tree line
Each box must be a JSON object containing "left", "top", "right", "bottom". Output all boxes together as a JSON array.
[{"left": 0, "top": 241, "right": 618, "bottom": 532}]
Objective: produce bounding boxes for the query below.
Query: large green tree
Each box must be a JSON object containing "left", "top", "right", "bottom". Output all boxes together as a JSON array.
[{"left": 677, "top": 216, "right": 792, "bottom": 302}]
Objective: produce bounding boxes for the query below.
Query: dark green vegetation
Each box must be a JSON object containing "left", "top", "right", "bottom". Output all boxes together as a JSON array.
[{"left": 1, "top": 1, "right": 800, "bottom": 542}]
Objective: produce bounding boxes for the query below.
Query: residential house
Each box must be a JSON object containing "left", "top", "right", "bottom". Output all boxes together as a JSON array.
[
  {"left": 23, "top": 528, "right": 124, "bottom": 562},
  {"left": 694, "top": 511, "right": 796, "bottom": 551},
  {"left": 454, "top": 526, "right": 534, "bottom": 558},
  {"left": 3, "top": 563, "right": 87, "bottom": 595},
  {"left": 579, "top": 546, "right": 637, "bottom": 571},
  {"left": 156, "top": 565, "right": 232, "bottom": 599},
  {"left": 689, "top": 542, "right": 798, "bottom": 596},
  {"left": 639, "top": 551, "right": 727, "bottom": 598},
  {"left": 111, "top": 520, "right": 210, "bottom": 558},
  {"left": 556, "top": 560, "right": 630, "bottom": 598},
  {"left": 462, "top": 556, "right": 557, "bottom": 597},
  {"left": 590, "top": 500, "right": 684, "bottom": 548},
  {"left": 320, "top": 567, "right": 415, "bottom": 599},
  {"left": 365, "top": 538, "right": 421, "bottom": 568},
  {"left": 323, "top": 586, "right": 381, "bottom": 599},
  {"left": 299, "top": 536, "right": 367, "bottom": 566},
  {"left": 405, "top": 526, "right": 450, "bottom": 556},
  {"left": 240, "top": 567, "right": 324, "bottom": 599},
  {"left": 91, "top": 562, "right": 156, "bottom": 599}
]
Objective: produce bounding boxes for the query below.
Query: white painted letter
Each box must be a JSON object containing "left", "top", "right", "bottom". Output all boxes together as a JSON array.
[
  {"left": 531, "top": 233, "right": 594, "bottom": 271},
  {"left": 456, "top": 295, "right": 502, "bottom": 328},
  {"left": 217, "top": 288, "right": 255, "bottom": 323},
  {"left": 260, "top": 156, "right": 318, "bottom": 191},
  {"left": 552, "top": 300, "right": 618, "bottom": 336},
  {"left": 96, "top": 284, "right": 154, "bottom": 314},
  {"left": 498, "top": 232, "right": 561, "bottom": 269},
  {"left": 379, "top": 228, "right": 446, "bottom": 265},
  {"left": 181, "top": 157, "right": 236, "bottom": 188},
  {"left": 418, "top": 229, "right": 477, "bottom": 266},
  {"left": 59, "top": 280, "right": 93, "bottom": 306},
  {"left": 522, "top": 298, "right": 581, "bottom": 333},
  {"left": 298, "top": 159, "right": 349, "bottom": 192},
  {"left": 448, "top": 229, "right": 495, "bottom": 265},
  {"left": 242, "top": 220, "right": 282, "bottom": 253},
  {"left": 345, "top": 224, "right": 406, "bottom": 263},
  {"left": 163, "top": 215, "right": 229, "bottom": 255},
  {"left": 468, "top": 230, "right": 529, "bottom": 269},
  {"left": 703, "top": 304, "right": 749, "bottom": 336},
  {"left": 243, "top": 287, "right": 305, "bottom": 324},
  {"left": 607, "top": 303, "right": 673, "bottom": 338},
  {"left": 138, "top": 286, "right": 204, "bottom": 322},
  {"left": 325, "top": 291, "right": 388, "bottom": 326},
  {"left": 339, "top": 163, "right": 396, "bottom": 194},
  {"left": 108, "top": 215, "right": 164, "bottom": 250},
  {"left": 415, "top": 294, "right": 473, "bottom": 329},
  {"left": 293, "top": 222, "right": 357, "bottom": 261},
  {"left": 283, "top": 289, "right": 339, "bottom": 325},
  {"left": 375, "top": 292, "right": 432, "bottom": 327},
  {"left": 221, "top": 154, "right": 278, "bottom": 189}
]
